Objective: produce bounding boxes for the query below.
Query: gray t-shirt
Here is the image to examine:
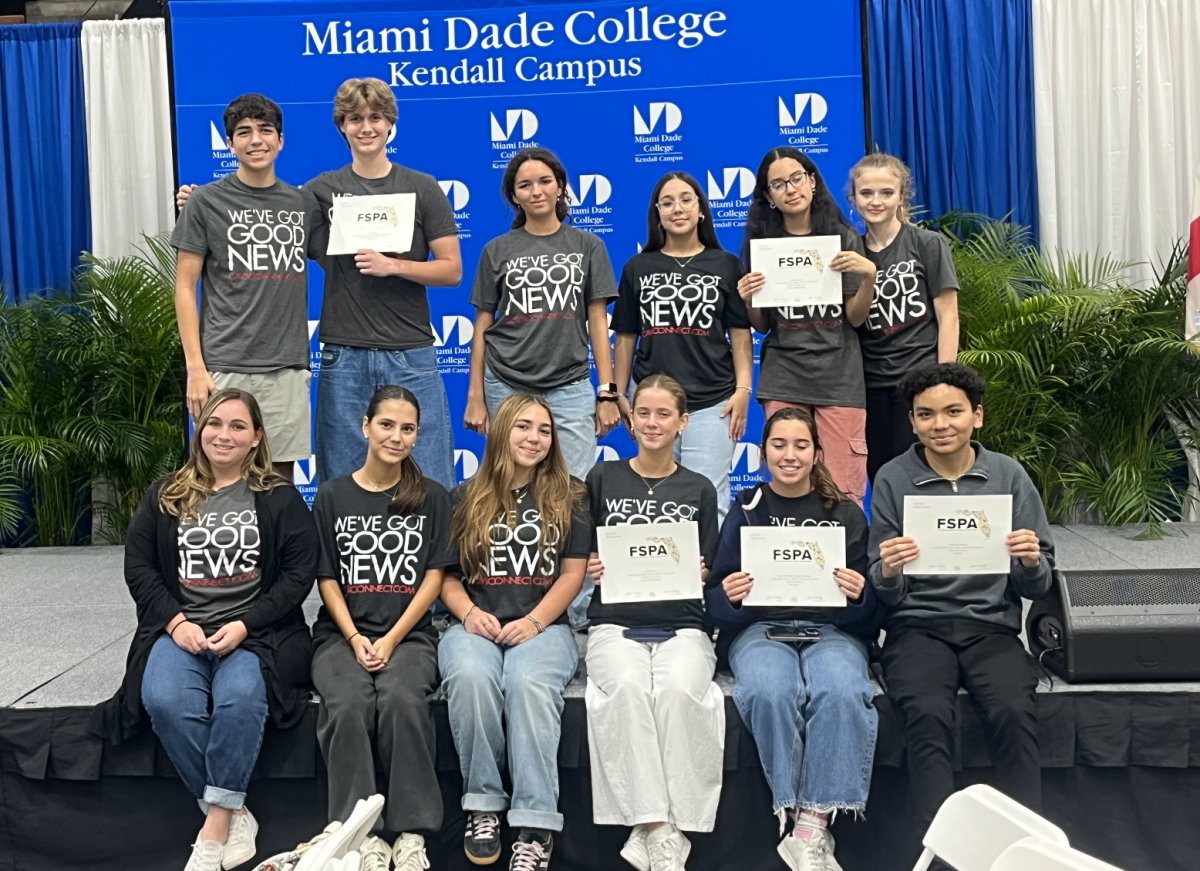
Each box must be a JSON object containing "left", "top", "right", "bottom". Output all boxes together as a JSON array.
[
  {"left": 304, "top": 164, "right": 459, "bottom": 350},
  {"left": 171, "top": 174, "right": 323, "bottom": 373},
  {"left": 859, "top": 223, "right": 959, "bottom": 387},
  {"left": 471, "top": 224, "right": 618, "bottom": 391},
  {"left": 176, "top": 480, "right": 261, "bottom": 635},
  {"left": 750, "top": 225, "right": 867, "bottom": 408}
]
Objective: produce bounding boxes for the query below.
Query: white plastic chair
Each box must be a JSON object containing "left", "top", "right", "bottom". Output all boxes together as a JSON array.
[
  {"left": 990, "top": 837, "right": 1126, "bottom": 871},
  {"left": 912, "top": 784, "right": 1069, "bottom": 871},
  {"left": 294, "top": 794, "right": 384, "bottom": 871}
]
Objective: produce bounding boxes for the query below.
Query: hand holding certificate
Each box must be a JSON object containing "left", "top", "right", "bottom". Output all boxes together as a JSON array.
[
  {"left": 741, "top": 526, "right": 847, "bottom": 607},
  {"left": 748, "top": 236, "right": 844, "bottom": 308},
  {"left": 327, "top": 193, "right": 416, "bottom": 256},
  {"left": 902, "top": 495, "right": 1014, "bottom": 575},
  {"left": 596, "top": 521, "right": 702, "bottom": 604}
]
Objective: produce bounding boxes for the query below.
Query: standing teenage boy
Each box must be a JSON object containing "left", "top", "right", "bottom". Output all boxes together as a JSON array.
[
  {"left": 173, "top": 94, "right": 323, "bottom": 481},
  {"left": 305, "top": 78, "right": 462, "bottom": 490},
  {"left": 868, "top": 362, "right": 1053, "bottom": 849}
]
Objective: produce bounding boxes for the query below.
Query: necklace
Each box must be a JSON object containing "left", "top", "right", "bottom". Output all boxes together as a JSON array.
[
  {"left": 629, "top": 459, "right": 677, "bottom": 496},
  {"left": 664, "top": 249, "right": 702, "bottom": 270},
  {"left": 513, "top": 483, "right": 531, "bottom": 504},
  {"left": 356, "top": 470, "right": 399, "bottom": 498}
]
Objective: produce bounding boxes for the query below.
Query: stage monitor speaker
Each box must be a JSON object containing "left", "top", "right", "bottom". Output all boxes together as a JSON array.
[{"left": 1026, "top": 568, "right": 1200, "bottom": 682}]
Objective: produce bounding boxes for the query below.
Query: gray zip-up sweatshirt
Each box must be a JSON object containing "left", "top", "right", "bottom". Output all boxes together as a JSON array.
[{"left": 868, "top": 441, "right": 1055, "bottom": 630}]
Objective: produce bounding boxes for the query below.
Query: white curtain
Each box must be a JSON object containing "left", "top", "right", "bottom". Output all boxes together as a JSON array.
[
  {"left": 1033, "top": 0, "right": 1200, "bottom": 284},
  {"left": 81, "top": 20, "right": 175, "bottom": 260}
]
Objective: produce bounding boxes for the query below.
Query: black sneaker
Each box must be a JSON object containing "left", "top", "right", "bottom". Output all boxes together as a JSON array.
[
  {"left": 465, "top": 811, "right": 502, "bottom": 865},
  {"left": 509, "top": 831, "right": 553, "bottom": 871}
]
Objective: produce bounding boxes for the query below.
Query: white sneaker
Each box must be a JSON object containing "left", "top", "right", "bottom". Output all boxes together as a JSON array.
[
  {"left": 360, "top": 835, "right": 392, "bottom": 871},
  {"left": 221, "top": 809, "right": 258, "bottom": 869},
  {"left": 392, "top": 833, "right": 431, "bottom": 871},
  {"left": 620, "top": 825, "right": 650, "bottom": 871},
  {"left": 776, "top": 830, "right": 838, "bottom": 871},
  {"left": 184, "top": 840, "right": 224, "bottom": 871},
  {"left": 646, "top": 825, "right": 690, "bottom": 871}
]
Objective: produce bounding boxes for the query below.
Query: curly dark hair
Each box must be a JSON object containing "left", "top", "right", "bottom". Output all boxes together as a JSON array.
[
  {"left": 898, "top": 363, "right": 986, "bottom": 410},
  {"left": 739, "top": 147, "right": 850, "bottom": 260},
  {"left": 223, "top": 94, "right": 283, "bottom": 139}
]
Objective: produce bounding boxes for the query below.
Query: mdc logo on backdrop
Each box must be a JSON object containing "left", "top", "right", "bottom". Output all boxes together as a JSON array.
[
  {"left": 438, "top": 179, "right": 471, "bottom": 239},
  {"left": 633, "top": 101, "right": 684, "bottom": 165},
  {"left": 432, "top": 315, "right": 471, "bottom": 375},
  {"left": 706, "top": 167, "right": 755, "bottom": 230},
  {"left": 455, "top": 449, "right": 480, "bottom": 481},
  {"left": 568, "top": 174, "right": 614, "bottom": 235},
  {"left": 490, "top": 108, "right": 540, "bottom": 168},
  {"left": 208, "top": 121, "right": 236, "bottom": 180},
  {"left": 779, "top": 93, "right": 830, "bottom": 153}
]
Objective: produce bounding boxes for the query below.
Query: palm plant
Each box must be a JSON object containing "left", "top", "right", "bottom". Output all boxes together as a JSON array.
[
  {"left": 0, "top": 235, "right": 184, "bottom": 546},
  {"left": 937, "top": 216, "right": 1200, "bottom": 536}
]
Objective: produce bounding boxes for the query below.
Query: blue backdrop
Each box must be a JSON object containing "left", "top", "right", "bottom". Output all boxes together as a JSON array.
[
  {"left": 169, "top": 0, "right": 867, "bottom": 504},
  {"left": 867, "top": 0, "right": 1039, "bottom": 239},
  {"left": 0, "top": 23, "right": 91, "bottom": 303}
]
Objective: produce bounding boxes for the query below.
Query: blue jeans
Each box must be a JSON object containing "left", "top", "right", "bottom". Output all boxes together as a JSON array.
[
  {"left": 729, "top": 622, "right": 877, "bottom": 812},
  {"left": 438, "top": 622, "right": 579, "bottom": 830},
  {"left": 674, "top": 398, "right": 736, "bottom": 524},
  {"left": 141, "top": 635, "right": 268, "bottom": 813},
  {"left": 483, "top": 366, "right": 596, "bottom": 481},
  {"left": 316, "top": 344, "right": 456, "bottom": 490}
]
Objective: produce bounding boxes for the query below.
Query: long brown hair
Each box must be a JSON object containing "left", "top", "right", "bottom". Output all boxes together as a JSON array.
[
  {"left": 450, "top": 394, "right": 585, "bottom": 581},
  {"left": 760, "top": 408, "right": 845, "bottom": 510},
  {"left": 159, "top": 388, "right": 284, "bottom": 520},
  {"left": 502, "top": 147, "right": 571, "bottom": 229},
  {"left": 363, "top": 385, "right": 428, "bottom": 517}
]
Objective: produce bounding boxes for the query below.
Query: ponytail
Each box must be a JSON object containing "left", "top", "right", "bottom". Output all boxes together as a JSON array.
[
  {"left": 760, "top": 407, "right": 846, "bottom": 511},
  {"left": 364, "top": 385, "right": 429, "bottom": 517}
]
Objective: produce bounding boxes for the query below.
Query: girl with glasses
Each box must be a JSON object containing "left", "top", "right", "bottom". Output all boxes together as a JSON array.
[
  {"left": 611, "top": 172, "right": 753, "bottom": 522},
  {"left": 736, "top": 148, "right": 876, "bottom": 508}
]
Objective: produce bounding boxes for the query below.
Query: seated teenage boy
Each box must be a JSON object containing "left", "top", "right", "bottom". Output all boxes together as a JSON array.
[
  {"left": 173, "top": 93, "right": 324, "bottom": 481},
  {"left": 868, "top": 362, "right": 1054, "bottom": 844}
]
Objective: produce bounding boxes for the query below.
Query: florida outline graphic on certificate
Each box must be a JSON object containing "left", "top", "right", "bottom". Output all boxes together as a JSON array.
[
  {"left": 902, "top": 494, "right": 1013, "bottom": 575},
  {"left": 596, "top": 520, "right": 702, "bottom": 604}
]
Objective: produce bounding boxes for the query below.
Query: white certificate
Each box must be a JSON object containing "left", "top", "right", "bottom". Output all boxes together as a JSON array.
[
  {"left": 326, "top": 193, "right": 416, "bottom": 256},
  {"left": 596, "top": 521, "right": 702, "bottom": 604},
  {"left": 749, "top": 236, "right": 844, "bottom": 308},
  {"left": 902, "top": 495, "right": 1013, "bottom": 575},
  {"left": 741, "top": 526, "right": 847, "bottom": 607}
]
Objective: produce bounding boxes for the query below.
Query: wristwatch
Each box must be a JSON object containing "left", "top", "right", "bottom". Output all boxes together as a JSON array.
[{"left": 596, "top": 382, "right": 618, "bottom": 397}]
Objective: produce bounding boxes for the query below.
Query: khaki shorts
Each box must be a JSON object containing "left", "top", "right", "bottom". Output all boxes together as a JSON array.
[{"left": 211, "top": 369, "right": 311, "bottom": 462}]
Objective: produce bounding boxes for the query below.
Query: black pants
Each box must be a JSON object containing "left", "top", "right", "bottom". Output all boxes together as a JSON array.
[
  {"left": 881, "top": 619, "right": 1041, "bottom": 838},
  {"left": 312, "top": 631, "right": 442, "bottom": 834},
  {"left": 866, "top": 386, "right": 917, "bottom": 482}
]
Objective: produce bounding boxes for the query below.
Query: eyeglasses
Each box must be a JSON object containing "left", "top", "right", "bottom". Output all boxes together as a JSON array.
[
  {"left": 656, "top": 194, "right": 699, "bottom": 211},
  {"left": 767, "top": 171, "right": 812, "bottom": 195}
]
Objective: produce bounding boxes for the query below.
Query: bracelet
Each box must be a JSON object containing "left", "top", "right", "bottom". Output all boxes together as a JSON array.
[
  {"left": 596, "top": 395, "right": 619, "bottom": 403},
  {"left": 525, "top": 615, "right": 546, "bottom": 634},
  {"left": 348, "top": 632, "right": 362, "bottom": 642},
  {"left": 463, "top": 605, "right": 480, "bottom": 622},
  {"left": 736, "top": 385, "right": 752, "bottom": 393},
  {"left": 168, "top": 620, "right": 189, "bottom": 639}
]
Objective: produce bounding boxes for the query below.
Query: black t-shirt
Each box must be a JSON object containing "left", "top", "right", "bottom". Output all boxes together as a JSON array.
[
  {"left": 611, "top": 249, "right": 750, "bottom": 412},
  {"left": 586, "top": 460, "right": 719, "bottom": 631},
  {"left": 448, "top": 483, "right": 591, "bottom": 626},
  {"left": 717, "top": 487, "right": 868, "bottom": 624},
  {"left": 858, "top": 223, "right": 959, "bottom": 387},
  {"left": 312, "top": 475, "right": 454, "bottom": 648},
  {"left": 742, "top": 225, "right": 867, "bottom": 408}
]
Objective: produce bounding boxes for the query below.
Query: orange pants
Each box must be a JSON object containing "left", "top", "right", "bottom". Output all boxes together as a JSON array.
[{"left": 760, "top": 401, "right": 868, "bottom": 508}]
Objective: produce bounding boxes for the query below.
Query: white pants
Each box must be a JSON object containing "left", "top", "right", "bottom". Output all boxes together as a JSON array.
[{"left": 584, "top": 624, "right": 725, "bottom": 831}]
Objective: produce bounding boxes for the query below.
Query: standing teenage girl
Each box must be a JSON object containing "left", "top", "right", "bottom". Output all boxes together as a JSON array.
[
  {"left": 612, "top": 173, "right": 752, "bottom": 522},
  {"left": 464, "top": 147, "right": 621, "bottom": 480},
  {"left": 440, "top": 394, "right": 590, "bottom": 871},
  {"left": 585, "top": 374, "right": 723, "bottom": 871},
  {"left": 708, "top": 408, "right": 880, "bottom": 871},
  {"left": 98, "top": 389, "right": 317, "bottom": 871},
  {"left": 849, "top": 153, "right": 960, "bottom": 481},
  {"left": 310, "top": 386, "right": 454, "bottom": 871},
  {"left": 736, "top": 147, "right": 876, "bottom": 507}
]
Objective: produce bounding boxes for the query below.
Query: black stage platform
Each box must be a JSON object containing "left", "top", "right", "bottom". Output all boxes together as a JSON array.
[{"left": 4, "top": 523, "right": 1200, "bottom": 871}]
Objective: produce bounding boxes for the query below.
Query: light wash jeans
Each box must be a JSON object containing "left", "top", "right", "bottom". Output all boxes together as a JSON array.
[
  {"left": 438, "top": 622, "right": 579, "bottom": 831},
  {"left": 483, "top": 366, "right": 596, "bottom": 481},
  {"left": 316, "top": 344, "right": 456, "bottom": 490},
  {"left": 674, "top": 398, "right": 737, "bottom": 524},
  {"left": 729, "top": 621, "right": 877, "bottom": 812},
  {"left": 141, "top": 635, "right": 268, "bottom": 813}
]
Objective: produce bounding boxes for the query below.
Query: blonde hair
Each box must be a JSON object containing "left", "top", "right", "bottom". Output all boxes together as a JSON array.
[
  {"left": 159, "top": 388, "right": 284, "bottom": 521},
  {"left": 450, "top": 394, "right": 584, "bottom": 582},
  {"left": 333, "top": 78, "right": 398, "bottom": 136},
  {"left": 631, "top": 373, "right": 688, "bottom": 416},
  {"left": 848, "top": 152, "right": 916, "bottom": 223}
]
